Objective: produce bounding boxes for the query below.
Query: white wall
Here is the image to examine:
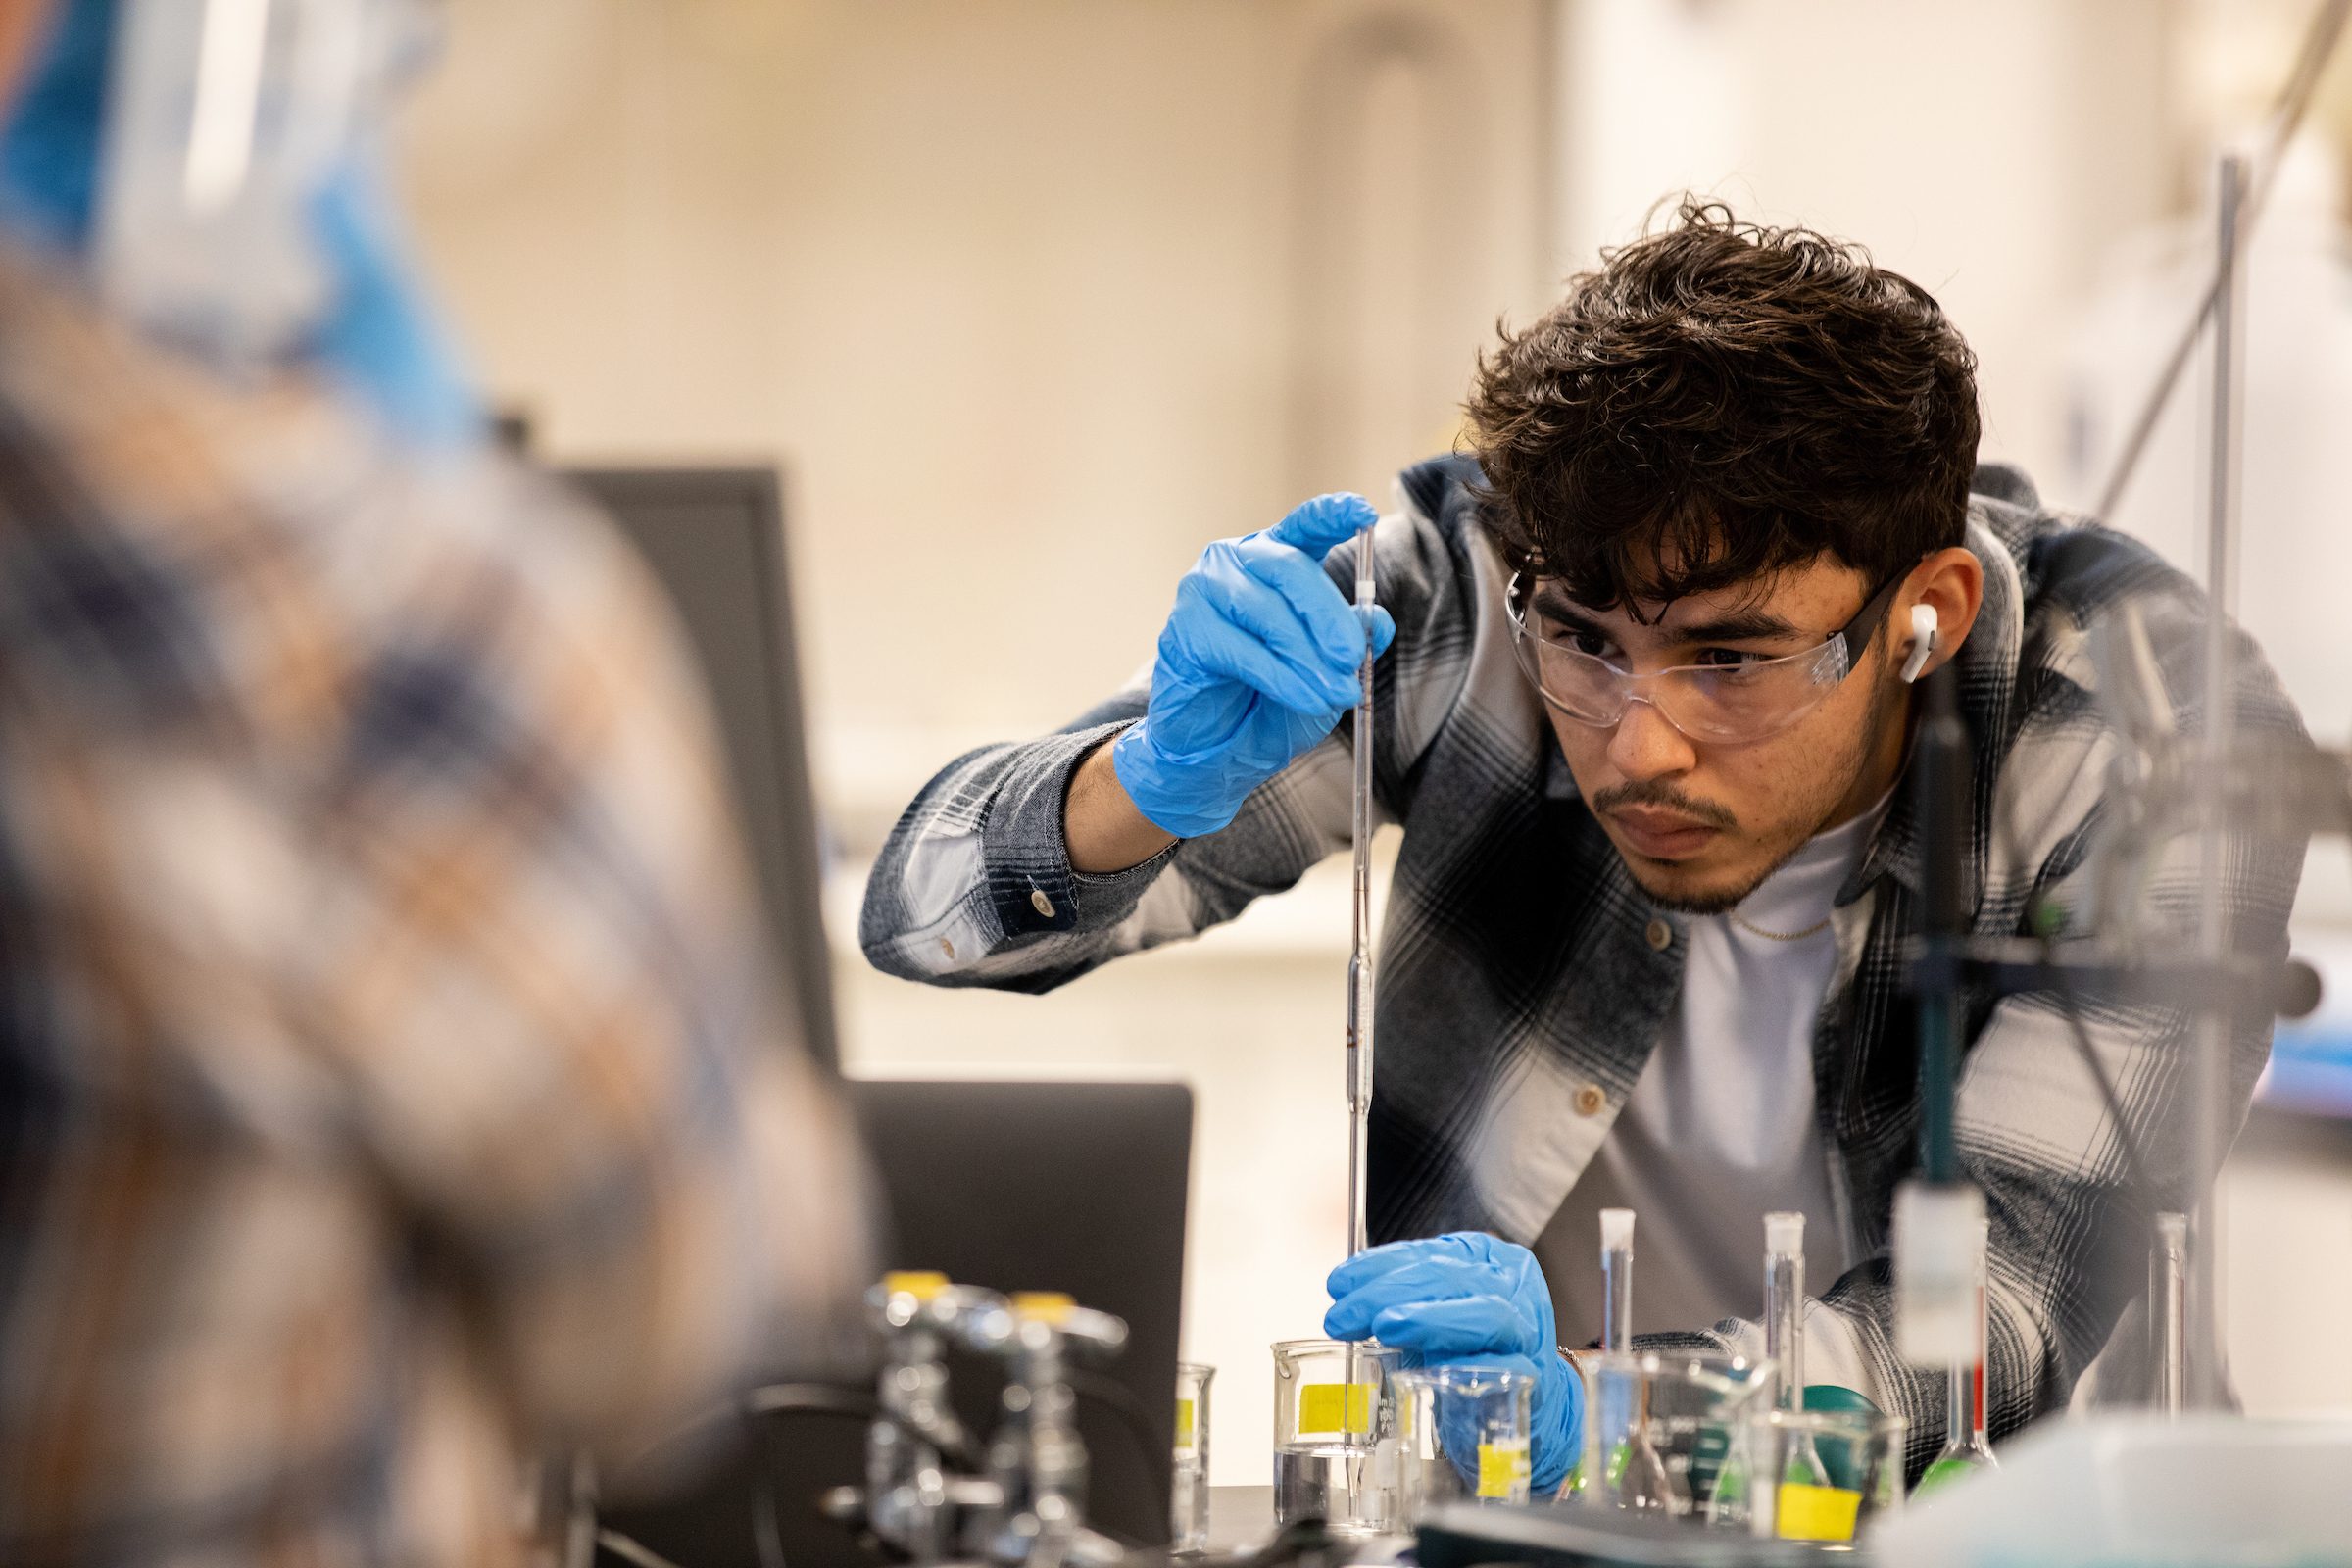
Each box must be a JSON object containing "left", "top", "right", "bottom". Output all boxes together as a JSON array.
[
  {"left": 397, "top": 0, "right": 2350, "bottom": 1491},
  {"left": 1550, "top": 0, "right": 2175, "bottom": 499},
  {"left": 401, "top": 0, "right": 1555, "bottom": 846}
]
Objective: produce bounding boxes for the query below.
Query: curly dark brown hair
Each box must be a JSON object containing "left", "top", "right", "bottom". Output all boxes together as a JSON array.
[{"left": 1465, "top": 199, "right": 1981, "bottom": 614}]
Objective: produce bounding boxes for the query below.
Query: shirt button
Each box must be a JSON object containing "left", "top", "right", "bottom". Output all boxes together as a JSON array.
[
  {"left": 1574, "top": 1085, "right": 1607, "bottom": 1116},
  {"left": 1645, "top": 917, "right": 1673, "bottom": 951},
  {"left": 1030, "top": 888, "right": 1056, "bottom": 919},
  {"left": 939, "top": 938, "right": 956, "bottom": 959}
]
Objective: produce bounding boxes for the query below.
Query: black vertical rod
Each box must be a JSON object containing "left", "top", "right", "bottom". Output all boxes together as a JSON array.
[{"left": 1916, "top": 661, "right": 1971, "bottom": 1184}]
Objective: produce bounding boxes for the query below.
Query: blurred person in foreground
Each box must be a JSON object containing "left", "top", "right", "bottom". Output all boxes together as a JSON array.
[
  {"left": 0, "top": 2, "right": 868, "bottom": 1563},
  {"left": 863, "top": 201, "right": 2309, "bottom": 1489}
]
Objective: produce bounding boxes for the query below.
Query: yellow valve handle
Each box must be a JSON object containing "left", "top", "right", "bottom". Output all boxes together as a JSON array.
[
  {"left": 882, "top": 1271, "right": 950, "bottom": 1300},
  {"left": 1009, "top": 1291, "right": 1075, "bottom": 1324}
]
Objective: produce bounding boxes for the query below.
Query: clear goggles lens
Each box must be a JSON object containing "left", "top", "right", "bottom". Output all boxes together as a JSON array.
[{"left": 1505, "top": 572, "right": 1884, "bottom": 745}]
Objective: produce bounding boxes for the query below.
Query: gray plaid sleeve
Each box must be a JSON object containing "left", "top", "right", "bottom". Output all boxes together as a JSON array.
[
  {"left": 859, "top": 714, "right": 1160, "bottom": 991},
  {"left": 858, "top": 505, "right": 1476, "bottom": 992}
]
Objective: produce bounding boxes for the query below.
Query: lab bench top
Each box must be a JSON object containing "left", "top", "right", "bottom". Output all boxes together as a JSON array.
[
  {"left": 1201, "top": 1487, "right": 1407, "bottom": 1563},
  {"left": 1204, "top": 1486, "right": 1276, "bottom": 1552}
]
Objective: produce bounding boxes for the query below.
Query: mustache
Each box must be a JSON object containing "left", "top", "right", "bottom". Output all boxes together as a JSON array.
[{"left": 1590, "top": 780, "right": 1739, "bottom": 831}]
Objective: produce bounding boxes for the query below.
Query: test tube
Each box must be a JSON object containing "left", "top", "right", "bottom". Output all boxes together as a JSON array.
[
  {"left": 1763, "top": 1212, "right": 1805, "bottom": 1410},
  {"left": 1600, "top": 1208, "right": 1636, "bottom": 1354}
]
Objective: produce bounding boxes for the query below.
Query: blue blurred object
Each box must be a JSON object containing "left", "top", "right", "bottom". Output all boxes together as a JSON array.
[
  {"left": 306, "top": 152, "right": 481, "bottom": 450},
  {"left": 0, "top": 0, "right": 479, "bottom": 450},
  {"left": 1325, "top": 1232, "right": 1585, "bottom": 1496},
  {"left": 2261, "top": 932, "right": 2352, "bottom": 1119},
  {"left": 1111, "top": 492, "right": 1396, "bottom": 839},
  {"left": 2262, "top": 1023, "right": 2352, "bottom": 1118},
  {"left": 0, "top": 0, "right": 111, "bottom": 251}
]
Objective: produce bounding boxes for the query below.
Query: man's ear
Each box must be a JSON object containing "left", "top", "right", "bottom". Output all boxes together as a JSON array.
[{"left": 1899, "top": 546, "right": 1984, "bottom": 682}]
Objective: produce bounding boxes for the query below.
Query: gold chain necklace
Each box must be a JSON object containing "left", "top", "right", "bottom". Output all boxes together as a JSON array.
[{"left": 1729, "top": 910, "right": 1833, "bottom": 942}]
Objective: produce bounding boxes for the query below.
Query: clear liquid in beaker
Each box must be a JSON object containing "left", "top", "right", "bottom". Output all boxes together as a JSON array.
[
  {"left": 1274, "top": 1441, "right": 1395, "bottom": 1536},
  {"left": 1171, "top": 1466, "right": 1207, "bottom": 1553}
]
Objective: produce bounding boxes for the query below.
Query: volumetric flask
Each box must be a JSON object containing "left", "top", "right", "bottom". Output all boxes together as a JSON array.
[
  {"left": 1581, "top": 1351, "right": 1774, "bottom": 1521},
  {"left": 1271, "top": 1339, "right": 1400, "bottom": 1536},
  {"left": 1172, "top": 1361, "right": 1214, "bottom": 1553},
  {"left": 1394, "top": 1365, "right": 1536, "bottom": 1524},
  {"left": 1715, "top": 1407, "right": 1905, "bottom": 1546}
]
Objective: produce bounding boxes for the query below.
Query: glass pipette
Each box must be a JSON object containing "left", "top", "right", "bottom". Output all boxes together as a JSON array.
[
  {"left": 1764, "top": 1212, "right": 1832, "bottom": 1488},
  {"left": 1346, "top": 521, "right": 1376, "bottom": 1259},
  {"left": 1920, "top": 1215, "right": 1998, "bottom": 1491},
  {"left": 2152, "top": 1211, "right": 2188, "bottom": 1415},
  {"left": 1342, "top": 522, "right": 1377, "bottom": 1504},
  {"left": 1600, "top": 1207, "right": 1635, "bottom": 1354},
  {"left": 1598, "top": 1209, "right": 1679, "bottom": 1511}
]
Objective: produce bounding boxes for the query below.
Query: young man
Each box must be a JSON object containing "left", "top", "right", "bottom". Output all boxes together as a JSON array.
[{"left": 862, "top": 204, "right": 2305, "bottom": 1487}]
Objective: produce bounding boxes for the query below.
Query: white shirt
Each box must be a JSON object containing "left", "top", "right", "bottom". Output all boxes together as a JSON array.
[{"left": 1536, "top": 799, "right": 1886, "bottom": 1348}]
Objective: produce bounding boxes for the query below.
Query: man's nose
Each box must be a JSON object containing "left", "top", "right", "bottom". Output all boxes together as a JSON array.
[{"left": 1606, "top": 695, "right": 1698, "bottom": 781}]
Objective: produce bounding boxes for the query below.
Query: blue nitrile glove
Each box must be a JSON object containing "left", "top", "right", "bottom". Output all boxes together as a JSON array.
[
  {"left": 307, "top": 152, "right": 483, "bottom": 451},
  {"left": 1110, "top": 493, "right": 1396, "bottom": 839},
  {"left": 1324, "top": 1232, "right": 1585, "bottom": 1496}
]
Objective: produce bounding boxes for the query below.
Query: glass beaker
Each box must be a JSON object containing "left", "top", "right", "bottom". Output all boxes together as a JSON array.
[
  {"left": 1172, "top": 1361, "right": 1214, "bottom": 1553},
  {"left": 1579, "top": 1351, "right": 1774, "bottom": 1520},
  {"left": 1393, "top": 1365, "right": 1536, "bottom": 1524},
  {"left": 1713, "top": 1407, "right": 1906, "bottom": 1545},
  {"left": 1271, "top": 1338, "right": 1401, "bottom": 1535}
]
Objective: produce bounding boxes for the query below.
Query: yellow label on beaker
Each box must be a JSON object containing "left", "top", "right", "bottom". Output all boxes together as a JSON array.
[
  {"left": 1476, "top": 1439, "right": 1531, "bottom": 1498},
  {"left": 1775, "top": 1482, "right": 1862, "bottom": 1543},
  {"left": 1175, "top": 1396, "right": 1196, "bottom": 1448},
  {"left": 1298, "top": 1382, "right": 1374, "bottom": 1434}
]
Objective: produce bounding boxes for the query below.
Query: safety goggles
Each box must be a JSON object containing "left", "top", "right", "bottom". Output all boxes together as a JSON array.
[{"left": 1504, "top": 566, "right": 1910, "bottom": 745}]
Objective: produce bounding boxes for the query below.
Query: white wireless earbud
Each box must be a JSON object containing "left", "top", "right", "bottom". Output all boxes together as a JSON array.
[{"left": 1898, "top": 603, "right": 1939, "bottom": 684}]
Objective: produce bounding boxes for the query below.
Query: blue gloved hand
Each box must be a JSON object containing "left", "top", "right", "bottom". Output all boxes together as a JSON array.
[
  {"left": 1111, "top": 494, "right": 1396, "bottom": 839},
  {"left": 1324, "top": 1232, "right": 1585, "bottom": 1496}
]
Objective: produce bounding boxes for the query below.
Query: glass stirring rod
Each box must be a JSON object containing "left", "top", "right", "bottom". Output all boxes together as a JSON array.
[{"left": 1346, "top": 520, "right": 1377, "bottom": 1259}]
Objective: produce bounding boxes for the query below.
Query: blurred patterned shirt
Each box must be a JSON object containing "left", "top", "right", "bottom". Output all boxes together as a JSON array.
[{"left": 0, "top": 250, "right": 864, "bottom": 1567}]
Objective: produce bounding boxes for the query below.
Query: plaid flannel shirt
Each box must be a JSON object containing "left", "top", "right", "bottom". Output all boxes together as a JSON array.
[
  {"left": 0, "top": 252, "right": 865, "bottom": 1567},
  {"left": 862, "top": 454, "right": 2308, "bottom": 1471}
]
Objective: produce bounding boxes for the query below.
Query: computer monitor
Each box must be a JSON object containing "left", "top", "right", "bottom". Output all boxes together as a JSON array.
[{"left": 562, "top": 466, "right": 838, "bottom": 1070}]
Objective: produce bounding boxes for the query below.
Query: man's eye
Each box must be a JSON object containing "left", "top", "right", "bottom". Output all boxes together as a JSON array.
[
  {"left": 1567, "top": 631, "right": 1613, "bottom": 659},
  {"left": 1693, "top": 647, "right": 1770, "bottom": 669}
]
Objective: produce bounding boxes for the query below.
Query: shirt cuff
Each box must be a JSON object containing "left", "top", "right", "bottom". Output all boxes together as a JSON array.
[{"left": 980, "top": 719, "right": 1177, "bottom": 942}]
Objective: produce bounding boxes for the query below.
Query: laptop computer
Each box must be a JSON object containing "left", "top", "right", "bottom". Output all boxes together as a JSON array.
[{"left": 607, "top": 1077, "right": 1193, "bottom": 1566}]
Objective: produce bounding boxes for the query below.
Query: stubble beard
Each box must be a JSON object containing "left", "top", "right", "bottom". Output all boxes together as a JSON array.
[{"left": 1617, "top": 677, "right": 1900, "bottom": 916}]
